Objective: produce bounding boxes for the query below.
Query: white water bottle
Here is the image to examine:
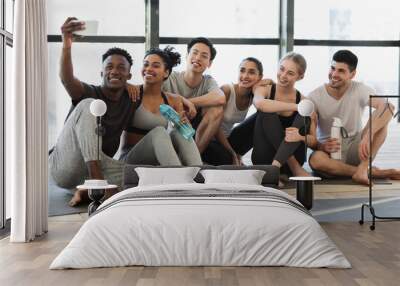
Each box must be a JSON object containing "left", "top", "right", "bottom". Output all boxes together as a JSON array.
[{"left": 330, "top": 117, "right": 342, "bottom": 160}]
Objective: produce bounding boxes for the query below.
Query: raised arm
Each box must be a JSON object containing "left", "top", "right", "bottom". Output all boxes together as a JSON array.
[
  {"left": 59, "top": 17, "right": 86, "bottom": 101},
  {"left": 252, "top": 85, "right": 297, "bottom": 113}
]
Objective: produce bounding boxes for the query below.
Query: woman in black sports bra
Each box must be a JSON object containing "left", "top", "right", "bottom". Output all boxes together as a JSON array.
[
  {"left": 119, "top": 47, "right": 202, "bottom": 166},
  {"left": 252, "top": 52, "right": 317, "bottom": 178}
]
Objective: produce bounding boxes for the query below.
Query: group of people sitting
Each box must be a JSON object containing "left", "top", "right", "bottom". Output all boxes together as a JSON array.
[{"left": 50, "top": 17, "right": 400, "bottom": 206}]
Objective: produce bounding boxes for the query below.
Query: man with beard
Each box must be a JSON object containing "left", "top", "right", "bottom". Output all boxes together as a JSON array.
[{"left": 308, "top": 49, "right": 400, "bottom": 185}]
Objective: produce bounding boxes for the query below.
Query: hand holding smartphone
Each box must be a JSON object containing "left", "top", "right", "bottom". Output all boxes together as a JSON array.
[{"left": 72, "top": 20, "right": 99, "bottom": 36}]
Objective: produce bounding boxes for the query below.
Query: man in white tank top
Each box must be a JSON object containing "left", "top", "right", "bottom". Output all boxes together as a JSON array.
[{"left": 308, "top": 50, "right": 400, "bottom": 185}]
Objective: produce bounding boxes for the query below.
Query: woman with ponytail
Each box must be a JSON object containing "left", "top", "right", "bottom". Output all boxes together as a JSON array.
[
  {"left": 252, "top": 52, "right": 317, "bottom": 178},
  {"left": 201, "top": 57, "right": 264, "bottom": 165}
]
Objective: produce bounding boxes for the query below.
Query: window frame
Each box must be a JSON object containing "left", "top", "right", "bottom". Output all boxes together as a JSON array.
[{"left": 1, "top": 0, "right": 14, "bottom": 231}]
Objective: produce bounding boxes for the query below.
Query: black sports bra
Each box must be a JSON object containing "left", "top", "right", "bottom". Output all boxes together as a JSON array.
[{"left": 270, "top": 84, "right": 301, "bottom": 128}]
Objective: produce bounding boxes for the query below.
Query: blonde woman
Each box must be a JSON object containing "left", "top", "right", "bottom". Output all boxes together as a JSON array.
[{"left": 252, "top": 52, "right": 317, "bottom": 177}]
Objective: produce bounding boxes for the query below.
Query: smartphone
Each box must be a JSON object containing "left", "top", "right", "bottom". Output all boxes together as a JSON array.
[{"left": 73, "top": 20, "right": 99, "bottom": 36}]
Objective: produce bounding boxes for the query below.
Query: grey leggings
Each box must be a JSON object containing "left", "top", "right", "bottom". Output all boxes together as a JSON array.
[
  {"left": 252, "top": 112, "right": 307, "bottom": 174},
  {"left": 120, "top": 126, "right": 202, "bottom": 166}
]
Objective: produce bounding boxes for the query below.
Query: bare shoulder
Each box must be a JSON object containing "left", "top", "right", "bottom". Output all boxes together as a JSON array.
[{"left": 220, "top": 84, "right": 231, "bottom": 101}]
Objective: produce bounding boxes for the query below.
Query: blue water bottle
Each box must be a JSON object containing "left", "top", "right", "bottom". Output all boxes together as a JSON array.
[{"left": 159, "top": 104, "right": 195, "bottom": 140}]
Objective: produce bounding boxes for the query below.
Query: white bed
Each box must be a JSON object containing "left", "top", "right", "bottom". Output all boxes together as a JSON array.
[{"left": 50, "top": 183, "right": 351, "bottom": 269}]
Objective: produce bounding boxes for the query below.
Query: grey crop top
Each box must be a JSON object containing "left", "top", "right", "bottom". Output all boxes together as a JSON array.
[{"left": 127, "top": 86, "right": 169, "bottom": 135}]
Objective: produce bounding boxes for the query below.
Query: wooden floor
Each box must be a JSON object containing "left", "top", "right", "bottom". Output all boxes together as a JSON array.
[
  {"left": 1, "top": 123, "right": 399, "bottom": 286},
  {"left": 1, "top": 183, "right": 400, "bottom": 286}
]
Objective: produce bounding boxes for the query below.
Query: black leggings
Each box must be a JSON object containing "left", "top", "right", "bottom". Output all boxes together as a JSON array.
[
  {"left": 252, "top": 112, "right": 307, "bottom": 175},
  {"left": 201, "top": 113, "right": 257, "bottom": 165}
]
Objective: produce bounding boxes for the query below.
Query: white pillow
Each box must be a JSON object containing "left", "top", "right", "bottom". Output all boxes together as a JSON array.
[
  {"left": 135, "top": 167, "right": 200, "bottom": 186},
  {"left": 200, "top": 169, "right": 266, "bottom": 185}
]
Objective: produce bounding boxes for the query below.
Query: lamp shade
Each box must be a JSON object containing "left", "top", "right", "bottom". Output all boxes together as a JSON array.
[
  {"left": 90, "top": 99, "right": 107, "bottom": 117},
  {"left": 298, "top": 99, "right": 314, "bottom": 117}
]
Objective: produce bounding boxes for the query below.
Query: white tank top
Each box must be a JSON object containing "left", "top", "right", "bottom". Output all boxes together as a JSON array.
[{"left": 220, "top": 84, "right": 251, "bottom": 137}]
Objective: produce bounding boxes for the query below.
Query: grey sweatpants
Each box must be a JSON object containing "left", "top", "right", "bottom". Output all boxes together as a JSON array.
[
  {"left": 49, "top": 99, "right": 202, "bottom": 189},
  {"left": 120, "top": 126, "right": 202, "bottom": 166},
  {"left": 49, "top": 98, "right": 124, "bottom": 189}
]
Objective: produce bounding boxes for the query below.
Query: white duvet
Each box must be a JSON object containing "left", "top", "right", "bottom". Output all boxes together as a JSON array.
[{"left": 50, "top": 183, "right": 351, "bottom": 269}]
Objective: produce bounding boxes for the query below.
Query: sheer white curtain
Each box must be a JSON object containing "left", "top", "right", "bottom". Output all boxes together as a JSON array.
[{"left": 8, "top": 0, "right": 48, "bottom": 242}]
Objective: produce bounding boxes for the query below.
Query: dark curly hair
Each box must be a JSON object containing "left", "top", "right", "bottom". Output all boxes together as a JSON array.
[
  {"left": 187, "top": 37, "right": 217, "bottom": 61},
  {"left": 144, "top": 46, "right": 181, "bottom": 79},
  {"left": 102, "top": 47, "right": 133, "bottom": 67}
]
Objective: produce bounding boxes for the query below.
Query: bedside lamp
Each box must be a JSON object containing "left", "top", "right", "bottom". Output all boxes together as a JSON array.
[
  {"left": 298, "top": 99, "right": 314, "bottom": 117},
  {"left": 298, "top": 99, "right": 314, "bottom": 163},
  {"left": 290, "top": 99, "right": 320, "bottom": 210},
  {"left": 90, "top": 99, "right": 107, "bottom": 161},
  {"left": 78, "top": 99, "right": 116, "bottom": 216}
]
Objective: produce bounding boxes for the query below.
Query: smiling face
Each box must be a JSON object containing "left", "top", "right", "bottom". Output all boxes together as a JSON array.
[
  {"left": 328, "top": 61, "right": 355, "bottom": 89},
  {"left": 277, "top": 59, "right": 303, "bottom": 88},
  {"left": 141, "top": 54, "right": 169, "bottom": 84},
  {"left": 101, "top": 55, "right": 131, "bottom": 90},
  {"left": 186, "top": 43, "right": 212, "bottom": 74},
  {"left": 238, "top": 60, "right": 262, "bottom": 88}
]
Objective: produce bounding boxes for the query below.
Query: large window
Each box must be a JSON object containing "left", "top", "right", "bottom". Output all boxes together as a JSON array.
[
  {"left": 1, "top": 0, "right": 14, "bottom": 230},
  {"left": 5, "top": 0, "right": 12, "bottom": 32},
  {"left": 293, "top": 0, "right": 400, "bottom": 168},
  {"left": 160, "top": 0, "right": 279, "bottom": 38},
  {"left": 47, "top": 0, "right": 145, "bottom": 36},
  {"left": 295, "top": 0, "right": 400, "bottom": 40}
]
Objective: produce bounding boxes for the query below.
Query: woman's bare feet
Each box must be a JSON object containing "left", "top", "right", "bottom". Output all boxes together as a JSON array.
[
  {"left": 69, "top": 189, "right": 89, "bottom": 207},
  {"left": 286, "top": 156, "right": 311, "bottom": 177}
]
